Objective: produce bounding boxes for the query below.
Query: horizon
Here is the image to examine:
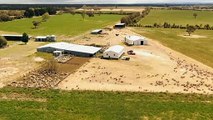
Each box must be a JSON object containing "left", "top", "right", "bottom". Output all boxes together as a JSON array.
[{"left": 0, "top": 0, "right": 213, "bottom": 4}]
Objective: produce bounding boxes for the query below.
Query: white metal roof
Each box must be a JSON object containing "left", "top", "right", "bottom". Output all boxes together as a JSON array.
[
  {"left": 125, "top": 35, "right": 146, "bottom": 41},
  {"left": 91, "top": 29, "right": 102, "bottom": 33},
  {"left": 105, "top": 45, "right": 124, "bottom": 53},
  {"left": 35, "top": 36, "right": 47, "bottom": 39},
  {"left": 115, "top": 23, "right": 125, "bottom": 26},
  {"left": 38, "top": 42, "right": 101, "bottom": 54},
  {"left": 1, "top": 34, "right": 23, "bottom": 37}
]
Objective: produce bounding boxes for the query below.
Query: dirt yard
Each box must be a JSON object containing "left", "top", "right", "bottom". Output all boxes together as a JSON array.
[
  {"left": 58, "top": 28, "right": 213, "bottom": 94},
  {"left": 8, "top": 57, "right": 90, "bottom": 88},
  {"left": 0, "top": 40, "right": 45, "bottom": 87}
]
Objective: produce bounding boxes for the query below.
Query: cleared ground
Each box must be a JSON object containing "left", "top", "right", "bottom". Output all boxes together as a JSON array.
[
  {"left": 133, "top": 28, "right": 213, "bottom": 68},
  {"left": 0, "top": 14, "right": 122, "bottom": 36},
  {"left": 140, "top": 10, "right": 213, "bottom": 26},
  {"left": 0, "top": 87, "right": 212, "bottom": 120},
  {"left": 59, "top": 28, "right": 213, "bottom": 94}
]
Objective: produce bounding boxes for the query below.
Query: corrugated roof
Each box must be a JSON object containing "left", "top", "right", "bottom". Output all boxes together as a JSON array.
[
  {"left": 36, "top": 36, "right": 47, "bottom": 39},
  {"left": 115, "top": 23, "right": 125, "bottom": 26},
  {"left": 125, "top": 35, "right": 145, "bottom": 41},
  {"left": 1, "top": 34, "right": 23, "bottom": 37},
  {"left": 91, "top": 29, "right": 102, "bottom": 33},
  {"left": 38, "top": 42, "right": 101, "bottom": 54},
  {"left": 105, "top": 45, "right": 124, "bottom": 53}
]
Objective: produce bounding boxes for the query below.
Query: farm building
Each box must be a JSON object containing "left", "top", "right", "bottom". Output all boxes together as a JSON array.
[
  {"left": 37, "top": 42, "right": 101, "bottom": 57},
  {"left": 114, "top": 23, "right": 126, "bottom": 29},
  {"left": 1, "top": 34, "right": 23, "bottom": 41},
  {"left": 103, "top": 45, "right": 125, "bottom": 59},
  {"left": 35, "top": 35, "right": 56, "bottom": 42},
  {"left": 125, "top": 35, "right": 148, "bottom": 45},
  {"left": 91, "top": 29, "right": 103, "bottom": 34}
]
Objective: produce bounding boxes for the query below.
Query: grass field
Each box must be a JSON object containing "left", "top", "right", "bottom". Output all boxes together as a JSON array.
[
  {"left": 0, "top": 87, "right": 212, "bottom": 120},
  {"left": 134, "top": 28, "right": 213, "bottom": 68},
  {"left": 140, "top": 10, "right": 213, "bottom": 26},
  {"left": 0, "top": 14, "right": 122, "bottom": 36}
]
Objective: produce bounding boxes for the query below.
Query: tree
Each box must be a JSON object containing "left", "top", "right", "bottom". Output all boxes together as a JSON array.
[
  {"left": 86, "top": 11, "right": 94, "bottom": 17},
  {"left": 21, "top": 33, "right": 29, "bottom": 44},
  {"left": 204, "top": 24, "right": 211, "bottom": 30},
  {"left": 46, "top": 7, "right": 57, "bottom": 15},
  {"left": 32, "top": 21, "right": 41, "bottom": 29},
  {"left": 42, "top": 12, "right": 50, "bottom": 22},
  {"left": 0, "top": 36, "right": 7, "bottom": 48},
  {"left": 24, "top": 8, "right": 34, "bottom": 18},
  {"left": 193, "top": 13, "right": 198, "bottom": 19},
  {"left": 186, "top": 26, "right": 196, "bottom": 36},
  {"left": 34, "top": 8, "right": 47, "bottom": 16},
  {"left": 44, "top": 59, "right": 58, "bottom": 73},
  {"left": 69, "top": 8, "right": 76, "bottom": 15},
  {"left": 81, "top": 10, "right": 86, "bottom": 20}
]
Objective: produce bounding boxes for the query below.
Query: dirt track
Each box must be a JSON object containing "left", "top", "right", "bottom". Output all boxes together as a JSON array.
[{"left": 58, "top": 28, "right": 213, "bottom": 94}]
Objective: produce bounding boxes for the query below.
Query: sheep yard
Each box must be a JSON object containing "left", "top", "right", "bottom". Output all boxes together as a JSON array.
[{"left": 9, "top": 57, "right": 89, "bottom": 88}]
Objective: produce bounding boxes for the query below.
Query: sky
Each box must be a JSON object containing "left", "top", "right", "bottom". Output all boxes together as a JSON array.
[{"left": 0, "top": 0, "right": 212, "bottom": 4}]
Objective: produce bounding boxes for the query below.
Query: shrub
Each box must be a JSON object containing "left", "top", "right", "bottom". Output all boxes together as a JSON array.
[
  {"left": 0, "top": 14, "right": 12, "bottom": 22},
  {"left": 21, "top": 33, "right": 29, "bottom": 44},
  {"left": 0, "top": 36, "right": 7, "bottom": 48}
]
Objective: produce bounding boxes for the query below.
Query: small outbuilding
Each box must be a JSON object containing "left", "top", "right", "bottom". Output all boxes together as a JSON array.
[
  {"left": 35, "top": 35, "right": 56, "bottom": 42},
  {"left": 114, "top": 23, "right": 126, "bottom": 29},
  {"left": 37, "top": 42, "right": 101, "bottom": 57},
  {"left": 1, "top": 34, "right": 31, "bottom": 41},
  {"left": 103, "top": 45, "right": 125, "bottom": 59},
  {"left": 125, "top": 35, "right": 148, "bottom": 46},
  {"left": 91, "top": 29, "right": 103, "bottom": 34},
  {"left": 1, "top": 34, "right": 23, "bottom": 41}
]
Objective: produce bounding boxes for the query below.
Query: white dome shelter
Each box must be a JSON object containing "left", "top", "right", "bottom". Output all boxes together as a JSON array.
[{"left": 125, "top": 35, "right": 148, "bottom": 46}]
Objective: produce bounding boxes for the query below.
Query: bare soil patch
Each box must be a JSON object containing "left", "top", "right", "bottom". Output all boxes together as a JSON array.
[{"left": 179, "top": 34, "right": 207, "bottom": 38}]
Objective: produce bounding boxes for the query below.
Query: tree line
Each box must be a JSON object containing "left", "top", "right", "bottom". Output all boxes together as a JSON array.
[
  {"left": 0, "top": 10, "right": 23, "bottom": 22},
  {"left": 0, "top": 7, "right": 56, "bottom": 22},
  {"left": 120, "top": 8, "right": 150, "bottom": 26},
  {"left": 131, "top": 22, "right": 213, "bottom": 30},
  {"left": 24, "top": 8, "right": 57, "bottom": 18}
]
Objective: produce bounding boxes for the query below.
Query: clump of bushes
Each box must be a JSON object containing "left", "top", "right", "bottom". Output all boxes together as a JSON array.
[
  {"left": 0, "top": 36, "right": 7, "bottom": 48},
  {"left": 0, "top": 14, "right": 12, "bottom": 22}
]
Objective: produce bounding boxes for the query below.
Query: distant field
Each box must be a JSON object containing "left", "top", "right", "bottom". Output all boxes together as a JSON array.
[
  {"left": 134, "top": 28, "right": 213, "bottom": 68},
  {"left": 140, "top": 10, "right": 213, "bottom": 26},
  {"left": 0, "top": 14, "right": 122, "bottom": 36},
  {"left": 0, "top": 87, "right": 212, "bottom": 120}
]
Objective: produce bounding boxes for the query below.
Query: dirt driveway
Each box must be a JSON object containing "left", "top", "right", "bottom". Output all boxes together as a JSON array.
[{"left": 58, "top": 28, "right": 213, "bottom": 94}]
